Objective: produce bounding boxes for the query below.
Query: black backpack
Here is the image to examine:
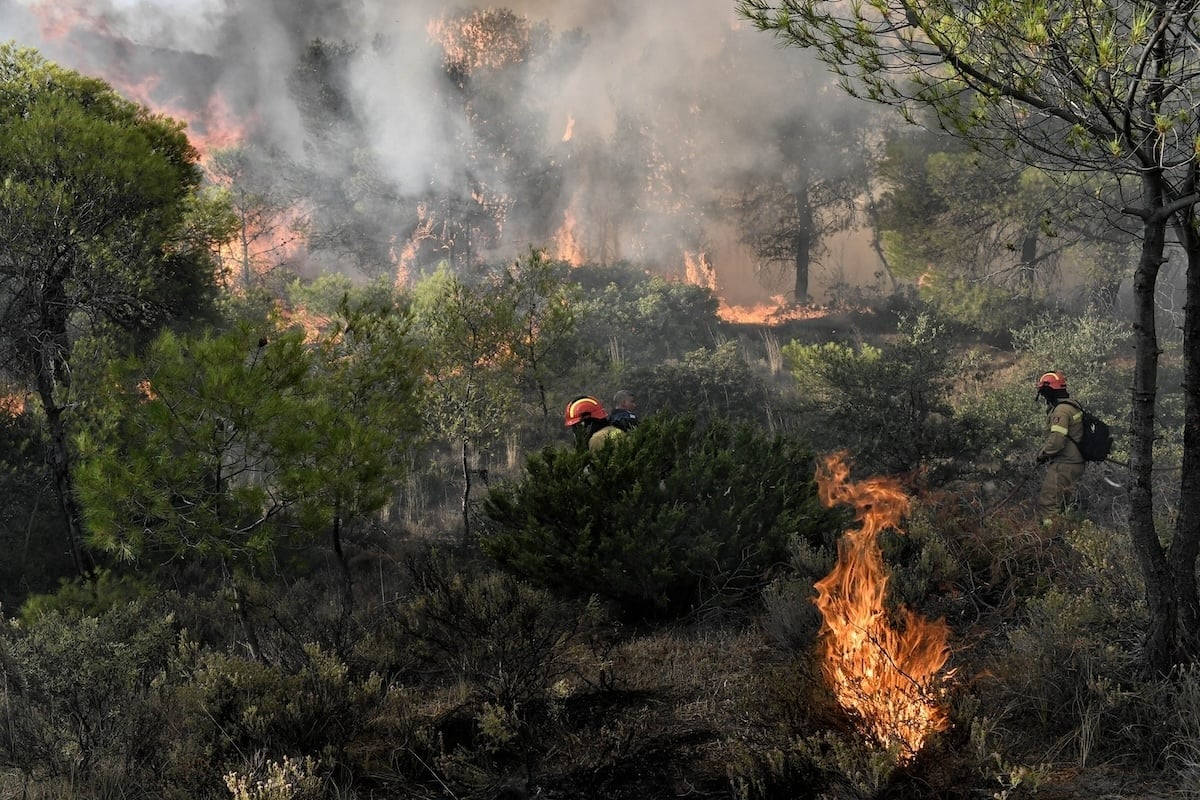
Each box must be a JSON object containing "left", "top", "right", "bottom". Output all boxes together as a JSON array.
[{"left": 1065, "top": 401, "right": 1114, "bottom": 462}]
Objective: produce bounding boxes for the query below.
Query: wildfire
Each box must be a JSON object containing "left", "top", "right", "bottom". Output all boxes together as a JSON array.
[
  {"left": 553, "top": 209, "right": 584, "bottom": 266},
  {"left": 813, "top": 453, "right": 951, "bottom": 760},
  {"left": 562, "top": 114, "right": 575, "bottom": 142},
  {"left": 428, "top": 9, "right": 533, "bottom": 76},
  {"left": 26, "top": 1, "right": 250, "bottom": 164},
  {"left": 683, "top": 250, "right": 719, "bottom": 294},
  {"left": 0, "top": 393, "right": 26, "bottom": 415}
]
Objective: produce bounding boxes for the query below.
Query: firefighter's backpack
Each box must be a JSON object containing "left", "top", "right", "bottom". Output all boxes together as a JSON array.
[{"left": 1066, "top": 402, "right": 1113, "bottom": 462}]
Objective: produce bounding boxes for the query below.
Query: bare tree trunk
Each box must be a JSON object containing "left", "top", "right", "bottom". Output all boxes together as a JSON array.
[
  {"left": 1128, "top": 180, "right": 1173, "bottom": 675},
  {"left": 1018, "top": 229, "right": 1038, "bottom": 284},
  {"left": 225, "top": 559, "right": 263, "bottom": 662},
  {"left": 792, "top": 185, "right": 813, "bottom": 302},
  {"left": 34, "top": 340, "right": 89, "bottom": 577},
  {"left": 460, "top": 438, "right": 472, "bottom": 550},
  {"left": 331, "top": 499, "right": 354, "bottom": 613},
  {"left": 1171, "top": 212, "right": 1200, "bottom": 665}
]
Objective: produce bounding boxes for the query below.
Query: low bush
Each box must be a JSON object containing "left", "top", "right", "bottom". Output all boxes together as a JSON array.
[
  {"left": 480, "top": 415, "right": 839, "bottom": 620},
  {"left": 0, "top": 601, "right": 177, "bottom": 796}
]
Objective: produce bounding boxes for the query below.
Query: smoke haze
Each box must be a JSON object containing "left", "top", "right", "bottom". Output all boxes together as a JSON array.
[{"left": 1, "top": 0, "right": 883, "bottom": 304}]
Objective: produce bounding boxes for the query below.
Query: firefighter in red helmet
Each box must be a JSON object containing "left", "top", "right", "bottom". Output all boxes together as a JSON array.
[
  {"left": 564, "top": 395, "right": 625, "bottom": 452},
  {"left": 1034, "top": 371, "right": 1085, "bottom": 528}
]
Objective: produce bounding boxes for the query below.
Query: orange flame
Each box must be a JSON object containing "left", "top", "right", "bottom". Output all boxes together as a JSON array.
[
  {"left": 553, "top": 209, "right": 584, "bottom": 266},
  {"left": 27, "top": 1, "right": 250, "bottom": 164},
  {"left": 683, "top": 250, "right": 719, "bottom": 294},
  {"left": 562, "top": 114, "right": 575, "bottom": 142},
  {"left": 813, "top": 453, "right": 951, "bottom": 760},
  {"left": 0, "top": 393, "right": 26, "bottom": 415}
]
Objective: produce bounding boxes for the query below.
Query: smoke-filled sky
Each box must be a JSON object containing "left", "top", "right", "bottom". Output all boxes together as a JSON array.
[{"left": 0, "top": 0, "right": 883, "bottom": 305}]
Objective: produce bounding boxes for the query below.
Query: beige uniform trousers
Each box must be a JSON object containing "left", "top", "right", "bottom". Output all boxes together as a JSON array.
[{"left": 1037, "top": 460, "right": 1086, "bottom": 522}]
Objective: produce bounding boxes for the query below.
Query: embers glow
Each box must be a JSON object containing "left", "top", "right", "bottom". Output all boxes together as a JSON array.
[{"left": 813, "top": 453, "right": 952, "bottom": 761}]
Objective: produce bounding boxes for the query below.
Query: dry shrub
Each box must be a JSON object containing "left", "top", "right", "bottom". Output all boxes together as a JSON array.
[
  {"left": 1159, "top": 664, "right": 1200, "bottom": 795},
  {"left": 973, "top": 520, "right": 1154, "bottom": 767}
]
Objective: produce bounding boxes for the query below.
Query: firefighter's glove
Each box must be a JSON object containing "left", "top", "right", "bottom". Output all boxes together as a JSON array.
[{"left": 1035, "top": 452, "right": 1050, "bottom": 464}]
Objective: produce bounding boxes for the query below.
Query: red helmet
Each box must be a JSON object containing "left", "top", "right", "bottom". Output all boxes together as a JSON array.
[
  {"left": 565, "top": 396, "right": 607, "bottom": 427},
  {"left": 1037, "top": 371, "right": 1067, "bottom": 391}
]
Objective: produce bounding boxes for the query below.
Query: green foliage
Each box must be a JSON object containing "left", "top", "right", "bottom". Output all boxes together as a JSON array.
[
  {"left": 18, "top": 568, "right": 155, "bottom": 626},
  {"left": 75, "top": 324, "right": 311, "bottom": 562},
  {"left": 918, "top": 274, "right": 1045, "bottom": 341},
  {"left": 0, "top": 409, "right": 69, "bottom": 608},
  {"left": 411, "top": 261, "right": 521, "bottom": 449},
  {"left": 0, "top": 601, "right": 178, "bottom": 792},
  {"left": 1010, "top": 305, "right": 1136, "bottom": 456},
  {"left": 0, "top": 43, "right": 223, "bottom": 367},
  {"left": 393, "top": 554, "right": 600, "bottom": 710},
  {"left": 501, "top": 248, "right": 581, "bottom": 419},
  {"left": 169, "top": 644, "right": 380, "bottom": 775},
  {"left": 571, "top": 264, "right": 720, "bottom": 366},
  {"left": 974, "top": 520, "right": 1154, "bottom": 765},
  {"left": 1010, "top": 307, "right": 1130, "bottom": 398},
  {"left": 627, "top": 341, "right": 771, "bottom": 427},
  {"left": 283, "top": 272, "right": 394, "bottom": 318},
  {"left": 481, "top": 415, "right": 837, "bottom": 619},
  {"left": 990, "top": 582, "right": 1150, "bottom": 762},
  {"left": 782, "top": 311, "right": 995, "bottom": 476},
  {"left": 74, "top": 301, "right": 424, "bottom": 566},
  {"left": 289, "top": 293, "right": 426, "bottom": 537}
]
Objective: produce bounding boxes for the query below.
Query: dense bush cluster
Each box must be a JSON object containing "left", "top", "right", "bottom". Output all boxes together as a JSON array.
[{"left": 480, "top": 415, "right": 839, "bottom": 619}]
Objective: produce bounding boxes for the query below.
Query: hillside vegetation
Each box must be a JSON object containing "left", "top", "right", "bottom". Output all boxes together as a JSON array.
[{"left": 2, "top": 269, "right": 1192, "bottom": 799}]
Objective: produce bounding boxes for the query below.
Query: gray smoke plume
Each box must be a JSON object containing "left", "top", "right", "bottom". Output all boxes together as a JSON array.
[{"left": 2, "top": 0, "right": 879, "bottom": 303}]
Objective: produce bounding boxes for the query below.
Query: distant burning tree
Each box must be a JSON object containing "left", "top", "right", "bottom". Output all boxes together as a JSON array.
[
  {"left": 427, "top": 8, "right": 547, "bottom": 78},
  {"left": 814, "top": 453, "right": 952, "bottom": 761}
]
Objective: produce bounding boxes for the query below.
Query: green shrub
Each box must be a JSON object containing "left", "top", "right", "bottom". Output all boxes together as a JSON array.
[
  {"left": 393, "top": 553, "right": 603, "bottom": 711},
  {"left": 919, "top": 274, "right": 1045, "bottom": 342},
  {"left": 18, "top": 568, "right": 156, "bottom": 626},
  {"left": 167, "top": 643, "right": 379, "bottom": 776},
  {"left": 481, "top": 415, "right": 839, "bottom": 620},
  {"left": 624, "top": 341, "right": 772, "bottom": 427},
  {"left": 571, "top": 265, "right": 720, "bottom": 366},
  {"left": 781, "top": 311, "right": 1000, "bottom": 479},
  {"left": 0, "top": 601, "right": 177, "bottom": 795},
  {"left": 977, "top": 520, "right": 1153, "bottom": 766}
]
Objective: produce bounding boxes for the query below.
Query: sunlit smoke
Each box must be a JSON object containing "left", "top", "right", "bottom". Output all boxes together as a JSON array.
[{"left": 6, "top": 0, "right": 885, "bottom": 302}]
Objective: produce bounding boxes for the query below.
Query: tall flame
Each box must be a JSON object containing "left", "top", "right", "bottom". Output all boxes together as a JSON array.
[
  {"left": 813, "top": 453, "right": 951, "bottom": 760},
  {"left": 553, "top": 209, "right": 584, "bottom": 266}
]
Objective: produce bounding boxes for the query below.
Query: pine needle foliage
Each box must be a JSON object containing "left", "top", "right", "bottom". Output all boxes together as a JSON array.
[{"left": 480, "top": 415, "right": 839, "bottom": 619}]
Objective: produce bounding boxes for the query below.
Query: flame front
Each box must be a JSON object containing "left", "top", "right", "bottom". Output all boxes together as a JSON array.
[{"left": 813, "top": 453, "right": 951, "bottom": 760}]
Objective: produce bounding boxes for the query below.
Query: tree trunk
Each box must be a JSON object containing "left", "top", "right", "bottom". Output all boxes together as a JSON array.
[
  {"left": 460, "top": 438, "right": 472, "bottom": 550},
  {"left": 1127, "top": 179, "right": 1174, "bottom": 676},
  {"left": 792, "top": 185, "right": 813, "bottom": 303},
  {"left": 35, "top": 342, "right": 89, "bottom": 577},
  {"left": 225, "top": 560, "right": 263, "bottom": 662},
  {"left": 1019, "top": 229, "right": 1038, "bottom": 284},
  {"left": 331, "top": 498, "right": 354, "bottom": 613},
  {"left": 1170, "top": 213, "right": 1200, "bottom": 665}
]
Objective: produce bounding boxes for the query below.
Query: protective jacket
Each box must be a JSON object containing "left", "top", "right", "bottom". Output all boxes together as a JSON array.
[
  {"left": 1037, "top": 398, "right": 1086, "bottom": 523},
  {"left": 588, "top": 425, "right": 625, "bottom": 452},
  {"left": 1039, "top": 399, "right": 1085, "bottom": 464}
]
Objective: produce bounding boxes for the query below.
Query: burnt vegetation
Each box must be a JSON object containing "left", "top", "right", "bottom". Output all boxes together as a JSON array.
[{"left": 1, "top": 5, "right": 1199, "bottom": 800}]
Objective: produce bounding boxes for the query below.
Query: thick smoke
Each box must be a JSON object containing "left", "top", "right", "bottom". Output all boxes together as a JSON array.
[{"left": 3, "top": 0, "right": 880, "bottom": 303}]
